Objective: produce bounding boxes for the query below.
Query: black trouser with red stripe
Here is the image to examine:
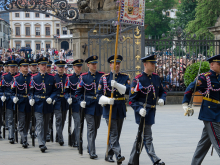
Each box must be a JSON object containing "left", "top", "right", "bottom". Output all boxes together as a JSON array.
[{"left": 191, "top": 121, "right": 220, "bottom": 165}]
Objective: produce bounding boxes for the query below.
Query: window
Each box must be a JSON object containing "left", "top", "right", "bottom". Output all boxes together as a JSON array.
[
  {"left": 25, "top": 13, "right": 30, "bottom": 18},
  {"left": 35, "top": 13, "right": 39, "bottom": 18},
  {"left": 46, "top": 14, "right": 50, "bottom": 18},
  {"left": 36, "top": 44, "right": 40, "bottom": 50},
  {"left": 26, "top": 27, "right": 30, "bottom": 36},
  {"left": 56, "top": 24, "right": 59, "bottom": 27},
  {"left": 70, "top": 30, "right": 73, "bottom": 34},
  {"left": 63, "top": 27, "right": 67, "bottom": 35},
  {"left": 46, "top": 44, "right": 50, "bottom": 49},
  {"left": 56, "top": 29, "right": 60, "bottom": 35},
  {"left": 26, "top": 44, "right": 30, "bottom": 48},
  {"left": 15, "top": 27, "right": 20, "bottom": 36},
  {"left": 16, "top": 43, "right": 20, "bottom": 50},
  {"left": 36, "top": 27, "right": 40, "bottom": 36},
  {"left": 15, "top": 13, "right": 19, "bottom": 17},
  {"left": 45, "top": 27, "right": 50, "bottom": 36},
  {"left": 0, "top": 24, "right": 2, "bottom": 32},
  {"left": 166, "top": 11, "right": 170, "bottom": 17}
]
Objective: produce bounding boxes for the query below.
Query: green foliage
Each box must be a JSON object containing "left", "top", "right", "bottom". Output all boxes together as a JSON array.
[
  {"left": 184, "top": 61, "right": 210, "bottom": 86},
  {"left": 173, "top": 46, "right": 186, "bottom": 56},
  {"left": 173, "top": 0, "right": 198, "bottom": 29},
  {"left": 185, "top": 0, "right": 220, "bottom": 39},
  {"left": 145, "top": 0, "right": 177, "bottom": 38}
]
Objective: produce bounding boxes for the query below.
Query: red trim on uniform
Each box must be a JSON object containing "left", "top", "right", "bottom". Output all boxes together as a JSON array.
[
  {"left": 81, "top": 72, "right": 88, "bottom": 76},
  {"left": 14, "top": 73, "right": 20, "bottom": 78},
  {"left": 2, "top": 72, "right": 8, "bottom": 76},
  {"left": 152, "top": 72, "right": 158, "bottom": 75},
  {"left": 31, "top": 73, "right": 38, "bottom": 77},
  {"left": 135, "top": 73, "right": 143, "bottom": 79},
  {"left": 48, "top": 73, "right": 55, "bottom": 76},
  {"left": 129, "top": 101, "right": 132, "bottom": 105},
  {"left": 210, "top": 122, "right": 220, "bottom": 148},
  {"left": 184, "top": 90, "right": 192, "bottom": 95},
  {"left": 98, "top": 71, "right": 105, "bottom": 74},
  {"left": 75, "top": 95, "right": 78, "bottom": 98},
  {"left": 164, "top": 91, "right": 167, "bottom": 94}
]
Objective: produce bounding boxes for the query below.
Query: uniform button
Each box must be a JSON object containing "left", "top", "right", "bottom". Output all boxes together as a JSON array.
[
  {"left": 116, "top": 95, "right": 118, "bottom": 97},
  {"left": 61, "top": 80, "right": 62, "bottom": 82},
  {"left": 150, "top": 78, "right": 151, "bottom": 79},
  {"left": 43, "top": 92, "right": 45, "bottom": 93},
  {"left": 25, "top": 77, "right": 26, "bottom": 79},
  {"left": 25, "top": 81, "right": 26, "bottom": 83},
  {"left": 49, "top": 84, "right": 50, "bottom": 85},
  {"left": 153, "top": 98, "right": 154, "bottom": 100},
  {"left": 42, "top": 77, "right": 44, "bottom": 78},
  {"left": 115, "top": 77, "right": 117, "bottom": 79},
  {"left": 93, "top": 76, "right": 95, "bottom": 78}
]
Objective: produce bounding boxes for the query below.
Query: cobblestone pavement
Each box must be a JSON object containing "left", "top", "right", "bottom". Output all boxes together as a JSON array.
[{"left": 0, "top": 105, "right": 219, "bottom": 165}]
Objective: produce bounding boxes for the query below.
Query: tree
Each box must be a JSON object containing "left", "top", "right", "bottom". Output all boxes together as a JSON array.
[
  {"left": 185, "top": 0, "right": 220, "bottom": 38},
  {"left": 145, "top": 0, "right": 177, "bottom": 38},
  {"left": 173, "top": 0, "right": 198, "bottom": 29}
]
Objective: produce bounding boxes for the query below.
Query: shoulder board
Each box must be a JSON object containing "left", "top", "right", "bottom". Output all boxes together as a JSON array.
[
  {"left": 2, "top": 72, "right": 8, "bottom": 76},
  {"left": 120, "top": 73, "right": 129, "bottom": 77},
  {"left": 48, "top": 73, "right": 55, "bottom": 76},
  {"left": 98, "top": 71, "right": 105, "bottom": 74},
  {"left": 204, "top": 72, "right": 211, "bottom": 76},
  {"left": 152, "top": 73, "right": 158, "bottom": 75},
  {"left": 32, "top": 73, "right": 38, "bottom": 77},
  {"left": 81, "top": 72, "right": 88, "bottom": 76},
  {"left": 102, "top": 73, "right": 110, "bottom": 77},
  {"left": 14, "top": 73, "right": 20, "bottom": 78},
  {"left": 135, "top": 73, "right": 143, "bottom": 79}
]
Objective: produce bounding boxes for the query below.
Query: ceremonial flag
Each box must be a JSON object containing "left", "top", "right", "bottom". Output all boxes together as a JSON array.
[
  {"left": 29, "top": 80, "right": 34, "bottom": 88},
  {"left": 12, "top": 81, "right": 17, "bottom": 88},
  {"left": 77, "top": 80, "right": 84, "bottom": 88},
  {"left": 0, "top": 79, "right": 5, "bottom": 86},
  {"left": 65, "top": 80, "right": 70, "bottom": 88},
  {"left": 120, "top": 0, "right": 145, "bottom": 26},
  {"left": 134, "top": 81, "right": 143, "bottom": 92}
]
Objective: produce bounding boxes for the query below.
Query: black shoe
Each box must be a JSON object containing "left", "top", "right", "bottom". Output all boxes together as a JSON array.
[
  {"left": 117, "top": 155, "right": 125, "bottom": 163},
  {"left": 46, "top": 137, "right": 50, "bottom": 142},
  {"left": 105, "top": 156, "right": 115, "bottom": 163},
  {"left": 72, "top": 143, "right": 78, "bottom": 148},
  {"left": 59, "top": 141, "right": 64, "bottom": 146},
  {"left": 154, "top": 162, "right": 165, "bottom": 165},
  {"left": 40, "top": 145, "right": 47, "bottom": 153},
  {"left": 5, "top": 127, "right": 8, "bottom": 130},
  {"left": 9, "top": 139, "right": 15, "bottom": 144},
  {"left": 22, "top": 142, "right": 28, "bottom": 148},
  {"left": 90, "top": 154, "right": 98, "bottom": 159},
  {"left": 20, "top": 139, "right": 23, "bottom": 144}
]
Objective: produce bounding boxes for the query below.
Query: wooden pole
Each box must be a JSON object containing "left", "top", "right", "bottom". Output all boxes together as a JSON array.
[{"left": 106, "top": 1, "right": 121, "bottom": 157}]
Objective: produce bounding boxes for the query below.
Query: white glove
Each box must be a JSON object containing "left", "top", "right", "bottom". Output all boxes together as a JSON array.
[
  {"left": 53, "top": 100, "right": 55, "bottom": 105},
  {"left": 98, "top": 95, "right": 114, "bottom": 105},
  {"left": 139, "top": 108, "right": 146, "bottom": 117},
  {"left": 67, "top": 98, "right": 72, "bottom": 105},
  {"left": 158, "top": 99, "right": 164, "bottom": 106},
  {"left": 46, "top": 98, "right": 52, "bottom": 104},
  {"left": 13, "top": 97, "right": 19, "bottom": 104},
  {"left": 1, "top": 96, "right": 6, "bottom": 102},
  {"left": 29, "top": 99, "right": 35, "bottom": 106},
  {"left": 111, "top": 80, "right": 126, "bottom": 95},
  {"left": 108, "top": 98, "right": 114, "bottom": 105},
  {"left": 80, "top": 101, "right": 86, "bottom": 108},
  {"left": 182, "top": 103, "right": 194, "bottom": 116}
]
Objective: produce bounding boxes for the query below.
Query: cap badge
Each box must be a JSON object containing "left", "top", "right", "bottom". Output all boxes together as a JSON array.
[
  {"left": 24, "top": 59, "right": 27, "bottom": 62},
  {"left": 43, "top": 57, "right": 45, "bottom": 60},
  {"left": 93, "top": 56, "right": 96, "bottom": 59},
  {"left": 78, "top": 59, "right": 81, "bottom": 63},
  {"left": 60, "top": 61, "right": 62, "bottom": 63},
  {"left": 12, "top": 60, "right": 14, "bottom": 63}
]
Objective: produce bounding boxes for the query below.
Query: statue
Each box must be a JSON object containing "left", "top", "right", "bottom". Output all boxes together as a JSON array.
[{"left": 77, "top": 0, "right": 117, "bottom": 13}]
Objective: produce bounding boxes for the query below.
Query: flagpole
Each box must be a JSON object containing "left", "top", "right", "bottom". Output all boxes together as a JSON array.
[{"left": 105, "top": 0, "right": 121, "bottom": 157}]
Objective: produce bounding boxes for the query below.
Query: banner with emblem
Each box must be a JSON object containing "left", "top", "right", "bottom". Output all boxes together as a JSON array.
[{"left": 120, "top": 0, "right": 145, "bottom": 26}]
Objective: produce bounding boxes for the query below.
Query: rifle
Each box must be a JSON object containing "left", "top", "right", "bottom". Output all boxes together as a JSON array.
[
  {"left": 50, "top": 113, "right": 54, "bottom": 142},
  {"left": 79, "top": 89, "right": 86, "bottom": 155},
  {"left": 31, "top": 87, "right": 35, "bottom": 146},
  {"left": 2, "top": 83, "right": 6, "bottom": 139},
  {"left": 68, "top": 88, "right": 72, "bottom": 147},
  {"left": 133, "top": 88, "right": 149, "bottom": 165},
  {"left": 14, "top": 87, "right": 18, "bottom": 143}
]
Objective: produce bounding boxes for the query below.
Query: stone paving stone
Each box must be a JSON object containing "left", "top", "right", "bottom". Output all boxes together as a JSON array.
[{"left": 0, "top": 105, "right": 219, "bottom": 165}]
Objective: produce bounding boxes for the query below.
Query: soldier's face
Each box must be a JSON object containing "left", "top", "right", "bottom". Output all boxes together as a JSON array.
[
  {"left": 30, "top": 65, "right": 37, "bottom": 72},
  {"left": 4, "top": 66, "right": 9, "bottom": 72},
  {"left": 0, "top": 66, "right": 2, "bottom": 72},
  {"left": 9, "top": 66, "right": 16, "bottom": 74},
  {"left": 110, "top": 62, "right": 120, "bottom": 72},
  {"left": 87, "top": 63, "right": 97, "bottom": 72},
  {"left": 57, "top": 66, "right": 65, "bottom": 74},
  {"left": 38, "top": 64, "right": 46, "bottom": 72},
  {"left": 46, "top": 66, "right": 51, "bottom": 73},
  {"left": 144, "top": 62, "right": 156, "bottom": 73},
  {"left": 73, "top": 66, "right": 82, "bottom": 73},
  {"left": 211, "top": 62, "right": 220, "bottom": 74},
  {"left": 20, "top": 65, "right": 28, "bottom": 73}
]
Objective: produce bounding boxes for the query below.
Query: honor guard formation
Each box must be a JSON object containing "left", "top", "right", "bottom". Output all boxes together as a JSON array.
[{"left": 0, "top": 54, "right": 220, "bottom": 165}]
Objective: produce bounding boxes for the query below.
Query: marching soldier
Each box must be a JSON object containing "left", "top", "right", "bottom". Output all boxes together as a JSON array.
[
  {"left": 128, "top": 55, "right": 166, "bottom": 165},
  {"left": 0, "top": 61, "right": 4, "bottom": 138},
  {"left": 97, "top": 55, "right": 130, "bottom": 164},
  {"left": 1, "top": 60, "right": 18, "bottom": 144},
  {"left": 65, "top": 59, "right": 84, "bottom": 147},
  {"left": 76, "top": 55, "right": 104, "bottom": 159},
  {"left": 182, "top": 55, "right": 220, "bottom": 165},
  {"left": 29, "top": 57, "right": 57, "bottom": 152},
  {"left": 4, "top": 61, "right": 9, "bottom": 73},
  {"left": 46, "top": 61, "right": 53, "bottom": 74},
  {"left": 29, "top": 59, "right": 38, "bottom": 75},
  {"left": 11, "top": 59, "right": 31, "bottom": 148},
  {"left": 53, "top": 60, "right": 68, "bottom": 146}
]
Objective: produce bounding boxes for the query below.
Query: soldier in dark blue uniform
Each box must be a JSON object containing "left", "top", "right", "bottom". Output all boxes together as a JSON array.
[
  {"left": 53, "top": 60, "right": 68, "bottom": 146},
  {"left": 11, "top": 59, "right": 31, "bottom": 148},
  {"left": 182, "top": 54, "right": 220, "bottom": 165},
  {"left": 97, "top": 55, "right": 130, "bottom": 164},
  {"left": 1, "top": 60, "right": 18, "bottom": 144},
  {"left": 65, "top": 59, "right": 84, "bottom": 147},
  {"left": 128, "top": 55, "right": 166, "bottom": 165},
  {"left": 29, "top": 59, "right": 38, "bottom": 75},
  {"left": 46, "top": 61, "right": 52, "bottom": 74},
  {"left": 29, "top": 57, "right": 57, "bottom": 152},
  {"left": 75, "top": 55, "right": 104, "bottom": 159},
  {"left": 0, "top": 61, "right": 4, "bottom": 138},
  {"left": 4, "top": 61, "right": 9, "bottom": 73}
]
